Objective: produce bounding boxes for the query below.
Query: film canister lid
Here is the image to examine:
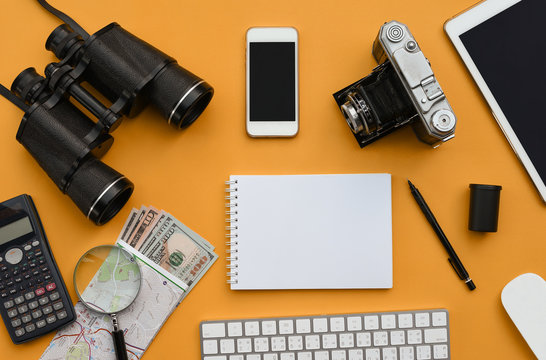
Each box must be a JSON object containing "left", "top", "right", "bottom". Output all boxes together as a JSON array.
[{"left": 468, "top": 184, "right": 502, "bottom": 232}]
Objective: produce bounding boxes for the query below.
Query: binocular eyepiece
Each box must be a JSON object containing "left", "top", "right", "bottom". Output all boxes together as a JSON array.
[{"left": 1, "top": 1, "right": 214, "bottom": 225}]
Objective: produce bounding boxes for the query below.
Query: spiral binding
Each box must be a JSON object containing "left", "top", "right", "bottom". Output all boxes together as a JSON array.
[{"left": 225, "top": 179, "right": 239, "bottom": 285}]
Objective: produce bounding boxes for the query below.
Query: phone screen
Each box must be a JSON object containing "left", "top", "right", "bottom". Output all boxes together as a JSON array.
[{"left": 249, "top": 42, "right": 296, "bottom": 122}]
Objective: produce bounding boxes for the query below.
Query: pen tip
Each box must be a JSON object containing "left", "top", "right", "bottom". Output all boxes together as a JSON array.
[{"left": 407, "top": 179, "right": 414, "bottom": 187}]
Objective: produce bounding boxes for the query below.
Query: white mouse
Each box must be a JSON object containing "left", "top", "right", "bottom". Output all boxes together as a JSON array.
[{"left": 501, "top": 273, "right": 546, "bottom": 359}]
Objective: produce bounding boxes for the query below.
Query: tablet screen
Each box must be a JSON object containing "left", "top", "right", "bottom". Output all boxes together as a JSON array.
[{"left": 459, "top": 0, "right": 546, "bottom": 179}]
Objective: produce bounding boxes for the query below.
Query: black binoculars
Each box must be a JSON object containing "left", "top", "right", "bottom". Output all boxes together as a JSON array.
[{"left": 1, "top": 1, "right": 214, "bottom": 225}]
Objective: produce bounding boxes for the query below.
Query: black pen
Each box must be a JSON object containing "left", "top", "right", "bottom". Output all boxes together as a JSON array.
[{"left": 408, "top": 180, "right": 476, "bottom": 291}]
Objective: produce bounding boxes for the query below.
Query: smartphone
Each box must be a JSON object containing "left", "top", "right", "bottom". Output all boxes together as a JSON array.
[{"left": 246, "top": 27, "right": 299, "bottom": 137}]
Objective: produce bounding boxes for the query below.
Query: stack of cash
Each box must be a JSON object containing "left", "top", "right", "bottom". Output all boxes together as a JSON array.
[{"left": 118, "top": 206, "right": 218, "bottom": 298}]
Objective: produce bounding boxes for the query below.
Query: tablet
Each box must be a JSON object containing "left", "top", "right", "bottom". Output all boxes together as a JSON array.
[{"left": 445, "top": 0, "right": 546, "bottom": 202}]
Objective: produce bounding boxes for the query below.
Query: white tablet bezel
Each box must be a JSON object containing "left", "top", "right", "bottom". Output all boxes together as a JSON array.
[
  {"left": 246, "top": 27, "right": 299, "bottom": 137},
  {"left": 445, "top": 0, "right": 546, "bottom": 202}
]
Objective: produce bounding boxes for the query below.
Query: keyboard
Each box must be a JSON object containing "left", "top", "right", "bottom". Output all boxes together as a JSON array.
[{"left": 200, "top": 309, "right": 450, "bottom": 360}]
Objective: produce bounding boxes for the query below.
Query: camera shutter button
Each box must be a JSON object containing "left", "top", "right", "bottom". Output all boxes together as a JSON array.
[
  {"left": 432, "top": 110, "right": 456, "bottom": 133},
  {"left": 387, "top": 25, "right": 405, "bottom": 42}
]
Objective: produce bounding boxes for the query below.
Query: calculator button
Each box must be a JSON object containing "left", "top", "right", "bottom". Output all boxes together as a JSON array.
[
  {"left": 6, "top": 281, "right": 14, "bottom": 288},
  {"left": 25, "top": 323, "right": 36, "bottom": 333},
  {"left": 32, "top": 241, "right": 39, "bottom": 247},
  {"left": 36, "top": 319, "right": 46, "bottom": 328},
  {"left": 1, "top": 292, "right": 7, "bottom": 298},
  {"left": 46, "top": 315, "right": 56, "bottom": 324},
  {"left": 39, "top": 297, "right": 49, "bottom": 306},
  {"left": 43, "top": 305, "right": 53, "bottom": 315},
  {"left": 24, "top": 291, "right": 35, "bottom": 300},
  {"left": 5, "top": 248, "right": 24, "bottom": 265},
  {"left": 14, "top": 296, "right": 24, "bottom": 305},
  {"left": 35, "top": 288, "right": 45, "bottom": 297},
  {"left": 18, "top": 305, "right": 28, "bottom": 314},
  {"left": 35, "top": 251, "right": 43, "bottom": 257},
  {"left": 24, "top": 274, "right": 31, "bottom": 280},
  {"left": 12, "top": 270, "right": 19, "bottom": 276},
  {"left": 49, "top": 292, "right": 60, "bottom": 301},
  {"left": 4, "top": 273, "right": 10, "bottom": 280},
  {"left": 11, "top": 318, "right": 21, "bottom": 327},
  {"left": 4, "top": 300, "right": 14, "bottom": 309},
  {"left": 30, "top": 263, "right": 37, "bottom": 269},
  {"left": 15, "top": 277, "right": 22, "bottom": 283},
  {"left": 41, "top": 267, "right": 49, "bottom": 273},
  {"left": 0, "top": 283, "right": 4, "bottom": 290},
  {"left": 32, "top": 309, "right": 43, "bottom": 319},
  {"left": 9, "top": 289, "right": 17, "bottom": 295},
  {"left": 28, "top": 301, "right": 38, "bottom": 310},
  {"left": 44, "top": 274, "right": 51, "bottom": 281},
  {"left": 24, "top": 245, "right": 32, "bottom": 251},
  {"left": 53, "top": 301, "right": 63, "bottom": 311},
  {"left": 46, "top": 283, "right": 57, "bottom": 292},
  {"left": 0, "top": 266, "right": 7, "bottom": 272},
  {"left": 39, "top": 258, "right": 46, "bottom": 265},
  {"left": 7, "top": 309, "right": 18, "bottom": 318},
  {"left": 21, "top": 314, "right": 32, "bottom": 323},
  {"left": 57, "top": 310, "right": 67, "bottom": 320},
  {"left": 14, "top": 328, "right": 25, "bottom": 337}
]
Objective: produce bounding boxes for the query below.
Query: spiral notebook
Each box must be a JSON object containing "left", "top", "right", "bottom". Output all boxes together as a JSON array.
[{"left": 225, "top": 174, "right": 392, "bottom": 290}]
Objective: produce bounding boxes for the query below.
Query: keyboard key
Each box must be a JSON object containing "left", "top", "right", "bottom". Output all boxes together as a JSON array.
[
  {"left": 330, "top": 317, "right": 345, "bottom": 332},
  {"left": 296, "top": 319, "right": 311, "bottom": 333},
  {"left": 431, "top": 312, "right": 447, "bottom": 327},
  {"left": 365, "top": 348, "right": 380, "bottom": 360},
  {"left": 271, "top": 336, "right": 286, "bottom": 351},
  {"left": 373, "top": 331, "right": 388, "bottom": 346},
  {"left": 313, "top": 318, "right": 328, "bottom": 333},
  {"left": 4, "top": 300, "right": 14, "bottom": 309},
  {"left": 398, "top": 314, "right": 413, "bottom": 329},
  {"left": 254, "top": 337, "right": 269, "bottom": 352},
  {"left": 279, "top": 319, "right": 294, "bottom": 334},
  {"left": 400, "top": 346, "right": 415, "bottom": 360},
  {"left": 364, "top": 315, "right": 379, "bottom": 330},
  {"left": 14, "top": 328, "right": 25, "bottom": 337},
  {"left": 203, "top": 340, "right": 218, "bottom": 355},
  {"left": 229, "top": 356, "right": 243, "bottom": 360},
  {"left": 347, "top": 316, "right": 362, "bottom": 331},
  {"left": 297, "top": 352, "right": 312, "bottom": 360},
  {"left": 332, "top": 350, "right": 346, "bottom": 360},
  {"left": 236, "top": 338, "right": 251, "bottom": 353},
  {"left": 356, "top": 332, "right": 371, "bottom": 347},
  {"left": 304, "top": 335, "right": 320, "bottom": 350},
  {"left": 433, "top": 344, "right": 448, "bottom": 359},
  {"left": 219, "top": 339, "right": 235, "bottom": 354},
  {"left": 382, "top": 347, "right": 397, "bottom": 360},
  {"left": 416, "top": 345, "right": 431, "bottom": 360},
  {"left": 262, "top": 320, "right": 277, "bottom": 335},
  {"left": 315, "top": 351, "right": 329, "bottom": 360},
  {"left": 407, "top": 330, "right": 422, "bottom": 344},
  {"left": 348, "top": 349, "right": 363, "bottom": 360},
  {"left": 280, "top": 353, "right": 295, "bottom": 360},
  {"left": 264, "top": 355, "right": 278, "bottom": 360},
  {"left": 390, "top": 330, "right": 405, "bottom": 345},
  {"left": 424, "top": 328, "right": 447, "bottom": 344},
  {"left": 11, "top": 318, "right": 21, "bottom": 327},
  {"left": 245, "top": 321, "right": 259, "bottom": 336},
  {"left": 247, "top": 355, "right": 260, "bottom": 360},
  {"left": 322, "top": 333, "right": 337, "bottom": 349},
  {"left": 415, "top": 313, "right": 430, "bottom": 327},
  {"left": 202, "top": 323, "right": 226, "bottom": 339},
  {"left": 36, "top": 319, "right": 47, "bottom": 329},
  {"left": 381, "top": 314, "right": 396, "bottom": 329},
  {"left": 339, "top": 333, "right": 354, "bottom": 348},
  {"left": 227, "top": 322, "right": 242, "bottom": 337},
  {"left": 288, "top": 336, "right": 303, "bottom": 350}
]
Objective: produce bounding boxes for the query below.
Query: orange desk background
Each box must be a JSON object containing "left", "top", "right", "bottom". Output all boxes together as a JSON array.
[{"left": 0, "top": 0, "right": 543, "bottom": 358}]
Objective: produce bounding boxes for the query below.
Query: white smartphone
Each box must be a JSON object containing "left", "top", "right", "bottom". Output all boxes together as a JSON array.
[{"left": 246, "top": 27, "right": 299, "bottom": 137}]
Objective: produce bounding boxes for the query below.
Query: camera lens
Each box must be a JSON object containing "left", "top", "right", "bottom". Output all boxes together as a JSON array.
[
  {"left": 148, "top": 63, "right": 214, "bottom": 129},
  {"left": 341, "top": 92, "right": 375, "bottom": 135},
  {"left": 66, "top": 157, "right": 134, "bottom": 225}
]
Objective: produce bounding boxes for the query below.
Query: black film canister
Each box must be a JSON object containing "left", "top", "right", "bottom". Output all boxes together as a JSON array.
[{"left": 468, "top": 184, "right": 502, "bottom": 232}]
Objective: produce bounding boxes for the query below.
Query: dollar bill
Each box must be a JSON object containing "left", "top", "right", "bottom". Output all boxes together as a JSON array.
[
  {"left": 140, "top": 219, "right": 217, "bottom": 287},
  {"left": 121, "top": 206, "right": 146, "bottom": 242},
  {"left": 127, "top": 206, "right": 160, "bottom": 247},
  {"left": 118, "top": 208, "right": 138, "bottom": 242}
]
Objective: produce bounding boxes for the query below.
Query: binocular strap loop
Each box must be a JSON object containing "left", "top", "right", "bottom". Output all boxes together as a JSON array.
[
  {"left": 0, "top": 84, "right": 29, "bottom": 112},
  {"left": 37, "top": 0, "right": 90, "bottom": 40}
]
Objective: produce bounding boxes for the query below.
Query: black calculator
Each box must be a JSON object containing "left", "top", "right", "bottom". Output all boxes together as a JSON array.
[{"left": 0, "top": 194, "right": 75, "bottom": 344}]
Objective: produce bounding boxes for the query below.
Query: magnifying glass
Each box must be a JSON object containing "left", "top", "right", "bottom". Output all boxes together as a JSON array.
[{"left": 74, "top": 245, "right": 141, "bottom": 360}]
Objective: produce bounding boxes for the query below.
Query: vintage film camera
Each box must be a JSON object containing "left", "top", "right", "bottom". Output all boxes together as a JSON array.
[
  {"left": 333, "top": 21, "right": 456, "bottom": 148},
  {"left": 0, "top": 1, "right": 214, "bottom": 225}
]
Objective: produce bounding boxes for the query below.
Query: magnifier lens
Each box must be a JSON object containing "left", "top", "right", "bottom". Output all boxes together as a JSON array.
[{"left": 74, "top": 245, "right": 141, "bottom": 314}]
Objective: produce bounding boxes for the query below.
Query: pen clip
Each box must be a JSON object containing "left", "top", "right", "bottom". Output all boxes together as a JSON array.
[{"left": 448, "top": 258, "right": 465, "bottom": 280}]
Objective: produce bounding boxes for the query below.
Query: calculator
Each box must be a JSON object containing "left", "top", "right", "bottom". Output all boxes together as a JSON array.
[{"left": 0, "top": 194, "right": 75, "bottom": 344}]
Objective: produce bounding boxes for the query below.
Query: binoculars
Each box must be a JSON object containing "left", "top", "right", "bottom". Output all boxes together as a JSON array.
[{"left": 1, "top": 2, "right": 214, "bottom": 225}]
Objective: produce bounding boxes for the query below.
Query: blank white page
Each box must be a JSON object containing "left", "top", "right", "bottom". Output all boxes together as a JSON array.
[{"left": 228, "top": 174, "right": 392, "bottom": 290}]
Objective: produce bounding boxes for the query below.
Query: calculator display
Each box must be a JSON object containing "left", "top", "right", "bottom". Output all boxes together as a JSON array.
[{"left": 0, "top": 217, "right": 33, "bottom": 246}]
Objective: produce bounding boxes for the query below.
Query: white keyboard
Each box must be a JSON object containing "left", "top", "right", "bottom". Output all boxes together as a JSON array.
[{"left": 200, "top": 309, "right": 450, "bottom": 360}]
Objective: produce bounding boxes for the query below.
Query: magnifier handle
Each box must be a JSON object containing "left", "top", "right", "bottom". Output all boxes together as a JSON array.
[{"left": 112, "top": 329, "right": 129, "bottom": 360}]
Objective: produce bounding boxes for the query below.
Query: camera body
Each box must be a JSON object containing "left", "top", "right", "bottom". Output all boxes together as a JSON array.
[{"left": 333, "top": 21, "right": 456, "bottom": 148}]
